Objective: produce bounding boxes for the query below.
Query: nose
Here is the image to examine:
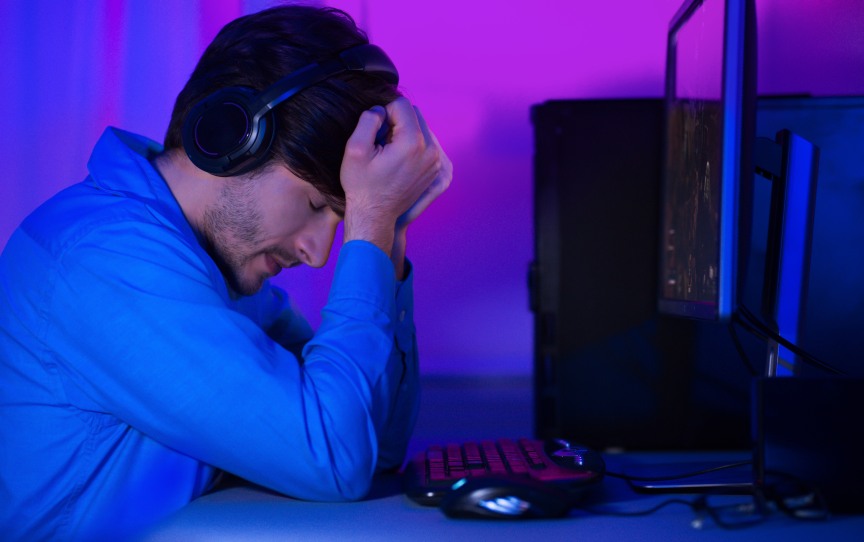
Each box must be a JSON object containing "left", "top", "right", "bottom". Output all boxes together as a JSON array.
[{"left": 297, "top": 210, "right": 340, "bottom": 268}]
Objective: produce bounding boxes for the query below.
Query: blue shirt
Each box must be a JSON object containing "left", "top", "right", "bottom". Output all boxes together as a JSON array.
[{"left": 0, "top": 128, "right": 420, "bottom": 541}]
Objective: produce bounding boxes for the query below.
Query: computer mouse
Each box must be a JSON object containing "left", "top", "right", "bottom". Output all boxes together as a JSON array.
[{"left": 438, "top": 477, "right": 575, "bottom": 520}]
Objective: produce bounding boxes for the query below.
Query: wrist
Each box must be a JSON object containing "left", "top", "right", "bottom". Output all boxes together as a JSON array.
[{"left": 343, "top": 205, "right": 396, "bottom": 257}]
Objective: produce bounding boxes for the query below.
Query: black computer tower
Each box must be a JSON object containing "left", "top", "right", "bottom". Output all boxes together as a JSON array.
[{"left": 530, "top": 99, "right": 751, "bottom": 450}]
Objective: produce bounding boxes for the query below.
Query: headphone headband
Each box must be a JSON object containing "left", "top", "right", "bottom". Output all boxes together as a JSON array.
[{"left": 182, "top": 43, "right": 399, "bottom": 177}]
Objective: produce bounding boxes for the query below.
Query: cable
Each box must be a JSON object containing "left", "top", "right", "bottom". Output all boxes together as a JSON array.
[
  {"left": 736, "top": 305, "right": 845, "bottom": 375},
  {"left": 762, "top": 469, "right": 831, "bottom": 521},
  {"left": 584, "top": 494, "right": 770, "bottom": 530},
  {"left": 586, "top": 467, "right": 830, "bottom": 528},
  {"left": 728, "top": 322, "right": 759, "bottom": 376},
  {"left": 605, "top": 460, "right": 752, "bottom": 483}
]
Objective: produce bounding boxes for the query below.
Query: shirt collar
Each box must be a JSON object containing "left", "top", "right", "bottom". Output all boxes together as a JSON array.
[
  {"left": 85, "top": 127, "right": 199, "bottom": 236},
  {"left": 87, "top": 127, "right": 167, "bottom": 200}
]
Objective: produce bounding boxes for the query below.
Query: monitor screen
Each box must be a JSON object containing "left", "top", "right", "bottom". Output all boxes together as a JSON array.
[{"left": 658, "top": 0, "right": 755, "bottom": 321}]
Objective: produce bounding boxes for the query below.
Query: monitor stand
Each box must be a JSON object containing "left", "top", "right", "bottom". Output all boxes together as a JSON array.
[{"left": 627, "top": 457, "right": 754, "bottom": 494}]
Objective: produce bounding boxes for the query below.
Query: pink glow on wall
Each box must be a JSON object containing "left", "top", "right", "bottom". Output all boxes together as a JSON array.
[
  {"left": 304, "top": 0, "right": 687, "bottom": 375},
  {"left": 758, "top": 0, "right": 864, "bottom": 95},
  {"left": 2, "top": 0, "right": 863, "bottom": 377}
]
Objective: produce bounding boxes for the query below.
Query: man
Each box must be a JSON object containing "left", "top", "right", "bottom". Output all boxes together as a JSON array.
[{"left": 0, "top": 5, "right": 451, "bottom": 540}]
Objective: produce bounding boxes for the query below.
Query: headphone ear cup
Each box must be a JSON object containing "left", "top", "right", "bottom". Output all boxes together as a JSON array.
[{"left": 182, "top": 87, "right": 275, "bottom": 177}]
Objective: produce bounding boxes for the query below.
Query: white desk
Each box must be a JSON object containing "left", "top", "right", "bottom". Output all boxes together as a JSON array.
[{"left": 143, "top": 376, "right": 864, "bottom": 541}]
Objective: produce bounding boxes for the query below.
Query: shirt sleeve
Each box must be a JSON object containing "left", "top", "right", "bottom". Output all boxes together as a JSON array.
[
  {"left": 369, "top": 261, "right": 420, "bottom": 472},
  {"left": 45, "top": 217, "right": 418, "bottom": 502},
  {"left": 238, "top": 260, "right": 420, "bottom": 472}
]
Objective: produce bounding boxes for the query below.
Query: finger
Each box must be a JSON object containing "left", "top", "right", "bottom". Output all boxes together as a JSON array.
[
  {"left": 345, "top": 105, "right": 387, "bottom": 156},
  {"left": 396, "top": 164, "right": 452, "bottom": 228},
  {"left": 384, "top": 97, "right": 422, "bottom": 142},
  {"left": 413, "top": 106, "right": 452, "bottom": 189},
  {"left": 413, "top": 105, "right": 436, "bottom": 148}
]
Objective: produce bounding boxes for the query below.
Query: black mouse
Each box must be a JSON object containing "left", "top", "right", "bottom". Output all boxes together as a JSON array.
[{"left": 438, "top": 477, "right": 576, "bottom": 520}]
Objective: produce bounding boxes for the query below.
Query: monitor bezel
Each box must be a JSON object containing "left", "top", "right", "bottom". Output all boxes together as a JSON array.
[{"left": 658, "top": 0, "right": 751, "bottom": 322}]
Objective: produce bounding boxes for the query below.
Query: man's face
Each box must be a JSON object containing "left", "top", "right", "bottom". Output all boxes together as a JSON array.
[{"left": 200, "top": 166, "right": 341, "bottom": 296}]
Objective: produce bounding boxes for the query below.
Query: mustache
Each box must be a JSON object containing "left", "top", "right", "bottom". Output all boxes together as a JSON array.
[{"left": 261, "top": 247, "right": 300, "bottom": 268}]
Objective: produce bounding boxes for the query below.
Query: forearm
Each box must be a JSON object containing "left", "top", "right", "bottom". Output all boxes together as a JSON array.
[
  {"left": 372, "top": 262, "right": 419, "bottom": 470},
  {"left": 256, "top": 242, "right": 415, "bottom": 475},
  {"left": 374, "top": 346, "right": 419, "bottom": 471}
]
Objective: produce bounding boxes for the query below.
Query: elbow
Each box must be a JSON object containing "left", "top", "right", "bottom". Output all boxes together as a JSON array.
[
  {"left": 317, "top": 429, "right": 378, "bottom": 501},
  {"left": 266, "top": 463, "right": 373, "bottom": 503},
  {"left": 331, "top": 471, "right": 373, "bottom": 502},
  {"left": 307, "top": 454, "right": 373, "bottom": 502},
  {"left": 270, "top": 445, "right": 376, "bottom": 503},
  {"left": 303, "top": 469, "right": 374, "bottom": 503}
]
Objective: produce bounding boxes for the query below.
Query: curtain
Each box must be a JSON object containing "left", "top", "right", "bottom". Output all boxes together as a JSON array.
[{"left": 0, "top": 0, "right": 247, "bottom": 249}]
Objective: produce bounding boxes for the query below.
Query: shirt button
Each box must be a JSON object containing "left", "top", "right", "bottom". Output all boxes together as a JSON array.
[{"left": 399, "top": 310, "right": 406, "bottom": 322}]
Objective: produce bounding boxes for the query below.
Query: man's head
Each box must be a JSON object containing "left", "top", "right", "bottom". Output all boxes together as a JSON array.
[
  {"left": 160, "top": 6, "right": 401, "bottom": 295},
  {"left": 164, "top": 5, "right": 401, "bottom": 211}
]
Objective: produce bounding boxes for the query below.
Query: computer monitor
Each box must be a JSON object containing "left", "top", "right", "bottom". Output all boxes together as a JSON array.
[
  {"left": 642, "top": 0, "right": 827, "bottom": 501},
  {"left": 631, "top": 0, "right": 761, "bottom": 493},
  {"left": 659, "top": 0, "right": 820, "bottom": 377},
  {"left": 658, "top": 0, "right": 757, "bottom": 323}
]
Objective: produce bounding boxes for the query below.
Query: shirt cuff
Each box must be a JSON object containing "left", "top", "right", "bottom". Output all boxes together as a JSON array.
[{"left": 328, "top": 240, "right": 396, "bottom": 314}]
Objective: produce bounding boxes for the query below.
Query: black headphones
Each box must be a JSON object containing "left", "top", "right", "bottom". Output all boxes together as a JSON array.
[{"left": 181, "top": 43, "right": 399, "bottom": 177}]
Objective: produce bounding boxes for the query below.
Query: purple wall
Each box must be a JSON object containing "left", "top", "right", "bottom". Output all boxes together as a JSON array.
[{"left": 2, "top": 1, "right": 862, "bottom": 376}]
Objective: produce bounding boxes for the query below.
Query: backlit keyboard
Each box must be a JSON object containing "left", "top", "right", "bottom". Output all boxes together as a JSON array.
[{"left": 403, "top": 437, "right": 605, "bottom": 505}]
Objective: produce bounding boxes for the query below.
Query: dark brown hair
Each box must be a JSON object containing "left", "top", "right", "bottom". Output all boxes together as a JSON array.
[{"left": 163, "top": 5, "right": 400, "bottom": 210}]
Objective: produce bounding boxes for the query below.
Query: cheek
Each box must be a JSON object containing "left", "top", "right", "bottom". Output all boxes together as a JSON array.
[{"left": 264, "top": 205, "right": 315, "bottom": 242}]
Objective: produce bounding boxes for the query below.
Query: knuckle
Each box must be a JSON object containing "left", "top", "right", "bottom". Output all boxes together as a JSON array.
[
  {"left": 343, "top": 140, "right": 365, "bottom": 159},
  {"left": 408, "top": 132, "right": 427, "bottom": 154}
]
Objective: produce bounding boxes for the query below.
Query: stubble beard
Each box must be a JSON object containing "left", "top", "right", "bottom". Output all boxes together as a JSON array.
[{"left": 200, "top": 181, "right": 267, "bottom": 297}]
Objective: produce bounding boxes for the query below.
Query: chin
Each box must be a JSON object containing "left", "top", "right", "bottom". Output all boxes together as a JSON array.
[{"left": 226, "top": 270, "right": 267, "bottom": 297}]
